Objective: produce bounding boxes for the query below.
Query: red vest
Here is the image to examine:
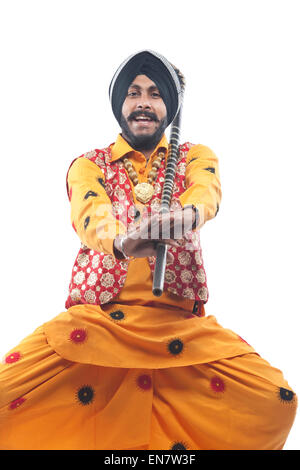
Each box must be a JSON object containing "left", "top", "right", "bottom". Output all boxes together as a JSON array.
[{"left": 65, "top": 143, "right": 208, "bottom": 308}]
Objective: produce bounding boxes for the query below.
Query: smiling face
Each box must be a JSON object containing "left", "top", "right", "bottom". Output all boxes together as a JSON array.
[{"left": 120, "top": 74, "right": 168, "bottom": 151}]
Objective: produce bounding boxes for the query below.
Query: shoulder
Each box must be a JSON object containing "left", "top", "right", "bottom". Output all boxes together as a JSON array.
[
  {"left": 180, "top": 142, "right": 216, "bottom": 154},
  {"left": 181, "top": 143, "right": 218, "bottom": 165},
  {"left": 67, "top": 149, "right": 109, "bottom": 183},
  {"left": 65, "top": 146, "right": 112, "bottom": 199},
  {"left": 68, "top": 146, "right": 112, "bottom": 173}
]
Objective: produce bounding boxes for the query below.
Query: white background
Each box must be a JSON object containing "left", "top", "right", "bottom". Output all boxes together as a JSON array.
[{"left": 0, "top": 0, "right": 299, "bottom": 449}]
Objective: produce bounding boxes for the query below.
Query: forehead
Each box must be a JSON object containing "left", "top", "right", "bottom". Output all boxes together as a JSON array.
[{"left": 128, "top": 74, "right": 158, "bottom": 89}]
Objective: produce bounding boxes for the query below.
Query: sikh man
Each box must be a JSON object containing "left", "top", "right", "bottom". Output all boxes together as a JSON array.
[{"left": 0, "top": 50, "right": 297, "bottom": 450}]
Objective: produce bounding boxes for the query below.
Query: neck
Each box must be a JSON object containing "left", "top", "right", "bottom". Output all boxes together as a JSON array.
[
  {"left": 141, "top": 148, "right": 155, "bottom": 161},
  {"left": 120, "top": 133, "right": 156, "bottom": 161}
]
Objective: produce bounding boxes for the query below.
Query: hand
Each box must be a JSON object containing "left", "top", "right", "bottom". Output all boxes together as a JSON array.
[{"left": 113, "top": 207, "right": 196, "bottom": 260}]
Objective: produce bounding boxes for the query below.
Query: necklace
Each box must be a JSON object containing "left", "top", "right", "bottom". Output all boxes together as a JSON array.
[{"left": 123, "top": 150, "right": 165, "bottom": 203}]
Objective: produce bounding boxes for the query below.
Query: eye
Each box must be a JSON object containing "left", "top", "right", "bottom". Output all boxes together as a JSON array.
[
  {"left": 128, "top": 91, "right": 138, "bottom": 97},
  {"left": 152, "top": 92, "right": 161, "bottom": 98}
]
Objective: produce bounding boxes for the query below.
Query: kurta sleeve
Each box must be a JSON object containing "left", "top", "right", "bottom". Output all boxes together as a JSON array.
[
  {"left": 67, "top": 157, "right": 127, "bottom": 255},
  {"left": 179, "top": 144, "right": 222, "bottom": 227}
]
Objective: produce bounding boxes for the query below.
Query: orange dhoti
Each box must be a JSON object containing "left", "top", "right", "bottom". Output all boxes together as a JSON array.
[{"left": 0, "top": 301, "right": 297, "bottom": 450}]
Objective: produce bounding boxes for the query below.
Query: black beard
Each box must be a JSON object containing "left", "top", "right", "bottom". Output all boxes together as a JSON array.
[{"left": 120, "top": 113, "right": 168, "bottom": 151}]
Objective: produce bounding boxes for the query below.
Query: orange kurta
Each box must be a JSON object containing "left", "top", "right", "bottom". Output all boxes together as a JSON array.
[{"left": 0, "top": 135, "right": 297, "bottom": 450}]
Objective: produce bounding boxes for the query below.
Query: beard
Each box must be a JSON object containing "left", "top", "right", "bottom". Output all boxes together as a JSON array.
[{"left": 120, "top": 112, "right": 168, "bottom": 151}]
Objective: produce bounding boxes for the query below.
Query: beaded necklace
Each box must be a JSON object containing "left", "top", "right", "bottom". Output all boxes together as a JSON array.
[{"left": 123, "top": 149, "right": 165, "bottom": 203}]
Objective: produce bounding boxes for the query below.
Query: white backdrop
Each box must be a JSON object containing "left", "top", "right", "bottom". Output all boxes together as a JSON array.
[{"left": 0, "top": 0, "right": 299, "bottom": 449}]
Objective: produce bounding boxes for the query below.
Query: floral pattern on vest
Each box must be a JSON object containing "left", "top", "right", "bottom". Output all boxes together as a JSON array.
[{"left": 65, "top": 143, "right": 208, "bottom": 309}]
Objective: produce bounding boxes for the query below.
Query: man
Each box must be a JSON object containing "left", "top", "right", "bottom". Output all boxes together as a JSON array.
[{"left": 0, "top": 50, "right": 297, "bottom": 450}]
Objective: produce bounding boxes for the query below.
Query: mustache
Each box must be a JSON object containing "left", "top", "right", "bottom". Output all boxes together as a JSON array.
[{"left": 127, "top": 110, "right": 159, "bottom": 122}]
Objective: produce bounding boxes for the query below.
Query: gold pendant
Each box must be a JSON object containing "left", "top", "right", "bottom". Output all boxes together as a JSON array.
[{"left": 134, "top": 183, "right": 154, "bottom": 203}]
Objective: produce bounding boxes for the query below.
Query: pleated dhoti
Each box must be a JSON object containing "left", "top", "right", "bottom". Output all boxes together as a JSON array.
[{"left": 0, "top": 303, "right": 297, "bottom": 450}]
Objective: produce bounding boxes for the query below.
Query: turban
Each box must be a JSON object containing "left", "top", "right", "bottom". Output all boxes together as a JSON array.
[{"left": 109, "top": 50, "right": 182, "bottom": 127}]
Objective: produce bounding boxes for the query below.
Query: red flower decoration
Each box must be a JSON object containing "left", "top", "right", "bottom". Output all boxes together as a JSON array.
[
  {"left": 137, "top": 374, "right": 152, "bottom": 391},
  {"left": 9, "top": 397, "right": 26, "bottom": 410},
  {"left": 210, "top": 376, "right": 225, "bottom": 393},
  {"left": 5, "top": 351, "right": 21, "bottom": 364},
  {"left": 70, "top": 328, "right": 87, "bottom": 344}
]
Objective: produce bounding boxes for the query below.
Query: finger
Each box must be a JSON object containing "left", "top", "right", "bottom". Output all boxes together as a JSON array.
[
  {"left": 167, "top": 240, "right": 181, "bottom": 247},
  {"left": 154, "top": 239, "right": 180, "bottom": 248}
]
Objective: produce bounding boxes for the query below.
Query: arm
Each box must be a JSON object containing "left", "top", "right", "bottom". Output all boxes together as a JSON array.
[
  {"left": 67, "top": 157, "right": 127, "bottom": 256},
  {"left": 179, "top": 144, "right": 222, "bottom": 228}
]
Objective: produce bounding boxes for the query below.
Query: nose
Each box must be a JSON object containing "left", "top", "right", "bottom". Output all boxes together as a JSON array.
[{"left": 136, "top": 93, "right": 152, "bottom": 111}]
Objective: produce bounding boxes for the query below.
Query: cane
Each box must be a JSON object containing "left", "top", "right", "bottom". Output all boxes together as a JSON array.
[{"left": 152, "top": 68, "right": 185, "bottom": 296}]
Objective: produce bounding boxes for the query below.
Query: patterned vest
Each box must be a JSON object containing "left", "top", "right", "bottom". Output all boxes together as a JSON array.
[{"left": 65, "top": 143, "right": 208, "bottom": 309}]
